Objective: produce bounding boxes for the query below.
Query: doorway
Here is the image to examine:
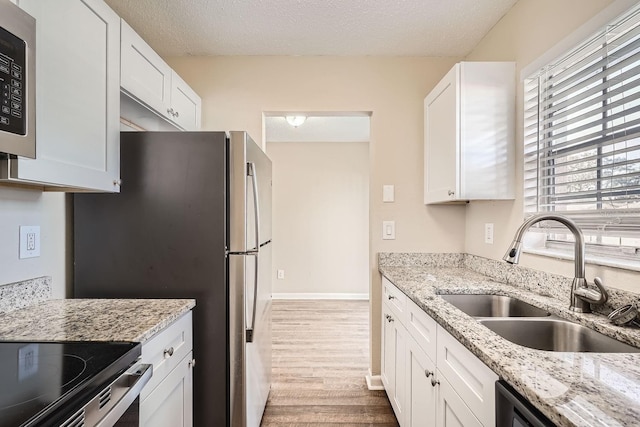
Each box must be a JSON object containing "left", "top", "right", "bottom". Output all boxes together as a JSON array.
[{"left": 264, "top": 113, "right": 370, "bottom": 299}]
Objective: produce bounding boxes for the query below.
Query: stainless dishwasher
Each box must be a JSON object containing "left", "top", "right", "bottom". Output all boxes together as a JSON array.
[{"left": 496, "top": 380, "right": 555, "bottom": 427}]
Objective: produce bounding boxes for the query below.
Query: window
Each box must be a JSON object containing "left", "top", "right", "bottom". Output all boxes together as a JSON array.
[{"left": 523, "top": 4, "right": 640, "bottom": 263}]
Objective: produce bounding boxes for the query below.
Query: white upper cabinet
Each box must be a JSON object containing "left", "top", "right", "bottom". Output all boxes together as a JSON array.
[
  {"left": 120, "top": 20, "right": 201, "bottom": 131},
  {"left": 424, "top": 62, "right": 515, "bottom": 204},
  {"left": 1, "top": 0, "right": 121, "bottom": 192},
  {"left": 169, "top": 71, "right": 201, "bottom": 131},
  {"left": 121, "top": 20, "right": 172, "bottom": 118}
]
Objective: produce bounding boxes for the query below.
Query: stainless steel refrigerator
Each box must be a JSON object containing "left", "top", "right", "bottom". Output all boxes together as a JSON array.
[{"left": 73, "top": 131, "right": 272, "bottom": 427}]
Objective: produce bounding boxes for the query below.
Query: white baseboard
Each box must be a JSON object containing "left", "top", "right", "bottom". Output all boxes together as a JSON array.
[
  {"left": 272, "top": 292, "right": 369, "bottom": 300},
  {"left": 366, "top": 372, "right": 385, "bottom": 390}
]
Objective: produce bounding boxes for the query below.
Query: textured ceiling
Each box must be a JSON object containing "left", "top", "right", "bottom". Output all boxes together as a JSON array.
[{"left": 104, "top": 0, "right": 518, "bottom": 57}]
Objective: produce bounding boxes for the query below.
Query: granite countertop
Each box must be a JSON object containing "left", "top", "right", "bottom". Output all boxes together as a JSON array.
[
  {"left": 0, "top": 298, "right": 195, "bottom": 343},
  {"left": 379, "top": 257, "right": 640, "bottom": 427}
]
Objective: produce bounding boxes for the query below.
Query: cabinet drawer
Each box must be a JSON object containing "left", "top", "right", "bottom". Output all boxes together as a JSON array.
[
  {"left": 382, "top": 277, "right": 407, "bottom": 324},
  {"left": 140, "top": 311, "right": 193, "bottom": 401},
  {"left": 437, "top": 326, "right": 497, "bottom": 427},
  {"left": 406, "top": 299, "right": 437, "bottom": 362}
]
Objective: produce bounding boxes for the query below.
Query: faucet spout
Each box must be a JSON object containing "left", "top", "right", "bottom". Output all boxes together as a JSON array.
[{"left": 504, "top": 214, "right": 608, "bottom": 313}]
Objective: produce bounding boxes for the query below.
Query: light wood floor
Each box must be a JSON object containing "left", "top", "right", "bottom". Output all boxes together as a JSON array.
[{"left": 261, "top": 300, "right": 399, "bottom": 427}]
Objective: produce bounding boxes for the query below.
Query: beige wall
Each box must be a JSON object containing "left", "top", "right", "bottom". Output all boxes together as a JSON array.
[
  {"left": 168, "top": 55, "right": 467, "bottom": 374},
  {"left": 0, "top": 188, "right": 68, "bottom": 298},
  {"left": 267, "top": 140, "right": 369, "bottom": 297},
  {"left": 463, "top": 0, "right": 640, "bottom": 292}
]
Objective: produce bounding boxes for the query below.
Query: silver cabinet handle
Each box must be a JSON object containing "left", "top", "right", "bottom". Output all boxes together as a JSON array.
[
  {"left": 431, "top": 377, "right": 440, "bottom": 387},
  {"left": 447, "top": 190, "right": 455, "bottom": 196},
  {"left": 113, "top": 179, "right": 122, "bottom": 187},
  {"left": 425, "top": 370, "right": 433, "bottom": 378},
  {"left": 386, "top": 315, "right": 394, "bottom": 323},
  {"left": 387, "top": 294, "right": 395, "bottom": 300},
  {"left": 167, "top": 108, "right": 173, "bottom": 116},
  {"left": 163, "top": 347, "right": 174, "bottom": 359},
  {"left": 188, "top": 358, "right": 196, "bottom": 368},
  {"left": 174, "top": 110, "right": 179, "bottom": 118}
]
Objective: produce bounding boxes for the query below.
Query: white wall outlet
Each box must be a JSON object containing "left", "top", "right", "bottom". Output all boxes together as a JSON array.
[
  {"left": 382, "top": 221, "right": 396, "bottom": 240},
  {"left": 484, "top": 223, "right": 494, "bottom": 244},
  {"left": 277, "top": 269, "right": 285, "bottom": 279},
  {"left": 19, "top": 225, "right": 41, "bottom": 259},
  {"left": 383, "top": 185, "right": 395, "bottom": 202}
]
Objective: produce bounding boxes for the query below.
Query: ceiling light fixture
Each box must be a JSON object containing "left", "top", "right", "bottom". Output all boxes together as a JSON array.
[{"left": 285, "top": 115, "right": 306, "bottom": 127}]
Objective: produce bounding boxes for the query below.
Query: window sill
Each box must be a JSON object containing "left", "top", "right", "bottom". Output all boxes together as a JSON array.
[{"left": 523, "top": 247, "right": 640, "bottom": 273}]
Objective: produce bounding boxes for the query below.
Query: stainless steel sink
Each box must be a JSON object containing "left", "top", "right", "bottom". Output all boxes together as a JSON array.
[
  {"left": 440, "top": 294, "right": 551, "bottom": 318},
  {"left": 479, "top": 318, "right": 640, "bottom": 353}
]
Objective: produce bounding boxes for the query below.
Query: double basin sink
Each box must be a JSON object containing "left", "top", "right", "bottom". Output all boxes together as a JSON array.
[{"left": 440, "top": 294, "right": 640, "bottom": 353}]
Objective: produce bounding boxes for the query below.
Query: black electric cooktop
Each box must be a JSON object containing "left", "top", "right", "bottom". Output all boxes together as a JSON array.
[{"left": 0, "top": 341, "right": 141, "bottom": 427}]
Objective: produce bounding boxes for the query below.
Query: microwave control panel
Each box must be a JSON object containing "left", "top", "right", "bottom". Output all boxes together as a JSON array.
[{"left": 0, "top": 25, "right": 26, "bottom": 136}]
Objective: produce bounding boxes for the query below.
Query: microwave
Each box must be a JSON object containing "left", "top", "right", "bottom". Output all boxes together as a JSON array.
[{"left": 0, "top": 0, "right": 35, "bottom": 159}]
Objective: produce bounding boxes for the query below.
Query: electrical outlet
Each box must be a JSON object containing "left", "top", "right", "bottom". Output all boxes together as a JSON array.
[
  {"left": 19, "top": 226, "right": 40, "bottom": 259},
  {"left": 484, "top": 223, "right": 494, "bottom": 244},
  {"left": 277, "top": 269, "right": 285, "bottom": 279}
]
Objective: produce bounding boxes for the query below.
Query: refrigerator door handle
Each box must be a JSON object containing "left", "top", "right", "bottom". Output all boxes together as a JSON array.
[
  {"left": 246, "top": 252, "right": 259, "bottom": 343},
  {"left": 247, "top": 162, "right": 261, "bottom": 252}
]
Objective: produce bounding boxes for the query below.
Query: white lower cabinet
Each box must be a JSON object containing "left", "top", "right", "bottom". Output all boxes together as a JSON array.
[
  {"left": 405, "top": 335, "right": 436, "bottom": 426},
  {"left": 140, "top": 351, "right": 194, "bottom": 427},
  {"left": 139, "top": 312, "right": 194, "bottom": 427},
  {"left": 437, "top": 373, "right": 482, "bottom": 427},
  {"left": 381, "top": 277, "right": 497, "bottom": 427},
  {"left": 381, "top": 302, "right": 407, "bottom": 423}
]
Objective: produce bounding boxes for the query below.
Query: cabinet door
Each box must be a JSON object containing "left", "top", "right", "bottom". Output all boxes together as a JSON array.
[
  {"left": 437, "top": 373, "right": 482, "bottom": 427},
  {"left": 121, "top": 19, "right": 172, "bottom": 120},
  {"left": 170, "top": 72, "right": 201, "bottom": 131},
  {"left": 424, "top": 64, "right": 459, "bottom": 204},
  {"left": 405, "top": 336, "right": 436, "bottom": 427},
  {"left": 9, "top": 0, "right": 120, "bottom": 192},
  {"left": 437, "top": 326, "right": 497, "bottom": 427},
  {"left": 140, "top": 352, "right": 194, "bottom": 427},
  {"left": 381, "top": 303, "right": 406, "bottom": 425}
]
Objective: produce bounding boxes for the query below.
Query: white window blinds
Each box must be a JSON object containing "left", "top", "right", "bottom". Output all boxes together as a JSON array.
[{"left": 524, "top": 4, "right": 640, "bottom": 240}]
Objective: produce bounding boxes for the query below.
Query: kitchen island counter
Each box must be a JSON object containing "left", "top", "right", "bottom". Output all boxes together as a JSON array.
[
  {"left": 0, "top": 298, "right": 195, "bottom": 343},
  {"left": 379, "top": 253, "right": 640, "bottom": 427}
]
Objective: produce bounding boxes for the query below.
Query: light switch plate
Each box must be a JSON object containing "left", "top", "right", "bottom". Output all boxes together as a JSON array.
[
  {"left": 382, "top": 221, "right": 396, "bottom": 240},
  {"left": 383, "top": 185, "right": 395, "bottom": 203},
  {"left": 19, "top": 225, "right": 40, "bottom": 259}
]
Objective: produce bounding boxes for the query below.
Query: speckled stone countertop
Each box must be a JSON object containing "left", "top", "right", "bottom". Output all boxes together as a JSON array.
[
  {"left": 0, "top": 298, "right": 195, "bottom": 343},
  {"left": 379, "top": 253, "right": 640, "bottom": 427}
]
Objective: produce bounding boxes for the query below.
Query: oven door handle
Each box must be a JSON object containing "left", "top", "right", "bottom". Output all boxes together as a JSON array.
[{"left": 93, "top": 363, "right": 153, "bottom": 427}]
